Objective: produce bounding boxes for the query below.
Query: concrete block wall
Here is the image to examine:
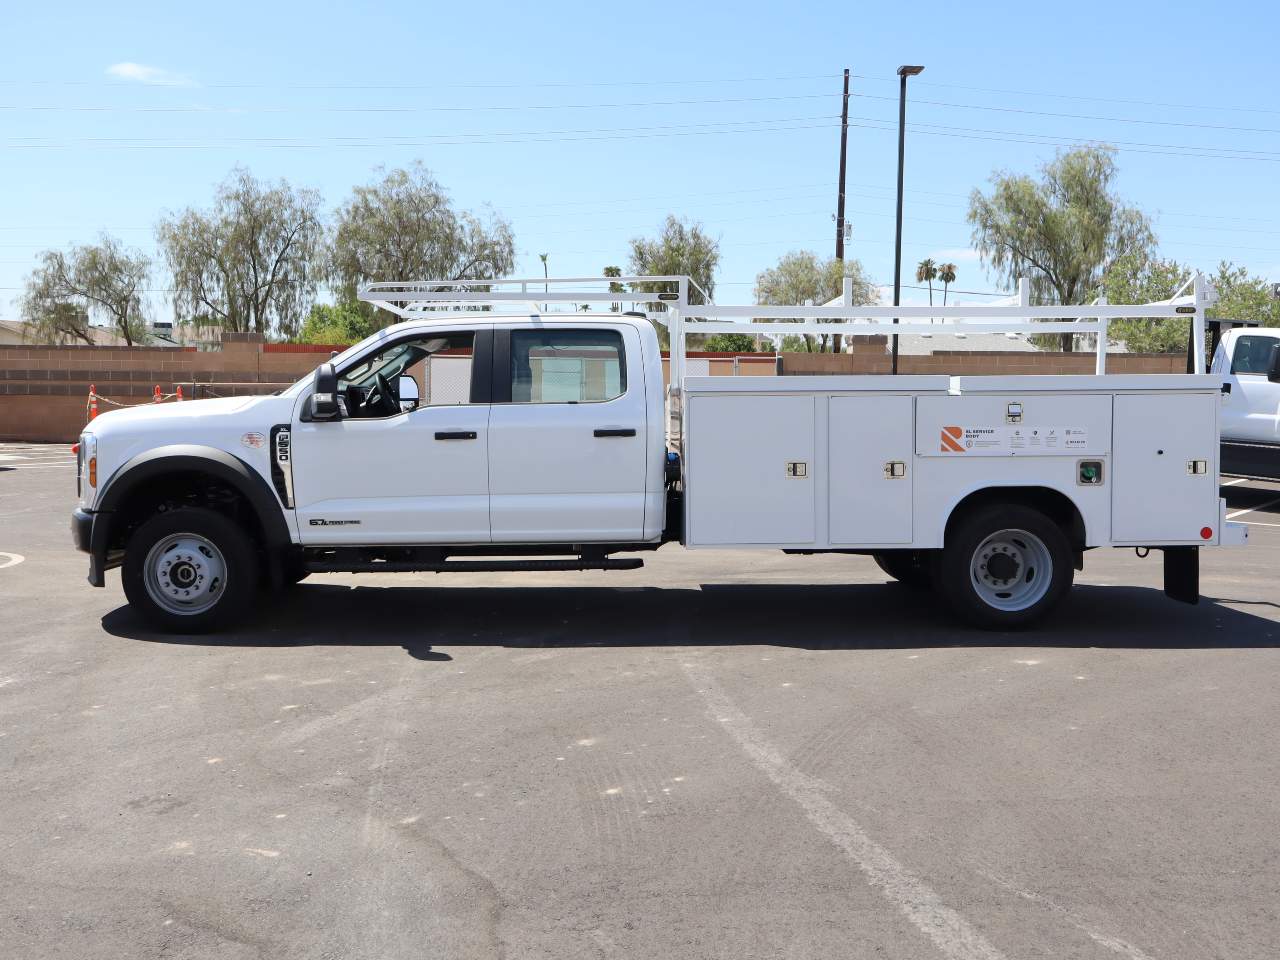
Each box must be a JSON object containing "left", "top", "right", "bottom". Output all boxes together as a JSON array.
[{"left": 0, "top": 338, "right": 1188, "bottom": 443}]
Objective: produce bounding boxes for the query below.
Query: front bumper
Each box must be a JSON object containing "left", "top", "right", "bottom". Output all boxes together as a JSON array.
[
  {"left": 71, "top": 508, "right": 107, "bottom": 587},
  {"left": 72, "top": 508, "right": 93, "bottom": 553}
]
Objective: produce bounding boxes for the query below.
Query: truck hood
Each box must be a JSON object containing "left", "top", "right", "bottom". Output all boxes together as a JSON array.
[
  {"left": 90, "top": 394, "right": 267, "bottom": 432},
  {"left": 81, "top": 391, "right": 301, "bottom": 510}
]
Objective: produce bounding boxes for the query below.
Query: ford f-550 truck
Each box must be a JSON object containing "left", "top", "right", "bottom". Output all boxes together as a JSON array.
[{"left": 71, "top": 275, "right": 1247, "bottom": 632}]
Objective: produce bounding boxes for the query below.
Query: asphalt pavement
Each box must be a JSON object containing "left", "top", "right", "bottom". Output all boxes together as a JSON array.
[{"left": 1, "top": 441, "right": 1278, "bottom": 960}]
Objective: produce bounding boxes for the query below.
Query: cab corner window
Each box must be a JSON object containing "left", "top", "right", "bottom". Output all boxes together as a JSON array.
[
  {"left": 510, "top": 330, "right": 626, "bottom": 403},
  {"left": 1230, "top": 335, "right": 1277, "bottom": 375}
]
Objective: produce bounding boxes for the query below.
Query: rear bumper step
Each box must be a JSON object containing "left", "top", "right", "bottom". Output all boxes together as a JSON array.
[{"left": 304, "top": 557, "right": 644, "bottom": 574}]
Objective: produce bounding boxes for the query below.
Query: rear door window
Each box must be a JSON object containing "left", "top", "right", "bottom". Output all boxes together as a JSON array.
[{"left": 510, "top": 330, "right": 626, "bottom": 403}]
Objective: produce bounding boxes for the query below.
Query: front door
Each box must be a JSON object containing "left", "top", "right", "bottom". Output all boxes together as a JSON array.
[
  {"left": 488, "top": 325, "right": 648, "bottom": 542},
  {"left": 1221, "top": 333, "right": 1280, "bottom": 444},
  {"left": 291, "top": 330, "right": 492, "bottom": 545}
]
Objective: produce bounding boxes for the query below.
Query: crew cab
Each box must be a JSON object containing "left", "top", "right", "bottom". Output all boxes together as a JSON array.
[{"left": 71, "top": 275, "right": 1248, "bottom": 632}]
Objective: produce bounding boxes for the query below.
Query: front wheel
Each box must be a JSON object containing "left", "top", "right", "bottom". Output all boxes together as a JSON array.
[
  {"left": 936, "top": 504, "right": 1073, "bottom": 630},
  {"left": 122, "top": 507, "right": 259, "bottom": 633}
]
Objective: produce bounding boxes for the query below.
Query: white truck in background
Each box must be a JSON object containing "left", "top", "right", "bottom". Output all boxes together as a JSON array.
[
  {"left": 1212, "top": 323, "right": 1280, "bottom": 481},
  {"left": 71, "top": 274, "right": 1247, "bottom": 633}
]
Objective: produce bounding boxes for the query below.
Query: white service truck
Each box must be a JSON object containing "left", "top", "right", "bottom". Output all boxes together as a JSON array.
[
  {"left": 1212, "top": 322, "right": 1280, "bottom": 481},
  {"left": 71, "top": 275, "right": 1247, "bottom": 632}
]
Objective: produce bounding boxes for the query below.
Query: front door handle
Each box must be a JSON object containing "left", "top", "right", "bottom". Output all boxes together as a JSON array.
[
  {"left": 594, "top": 428, "right": 637, "bottom": 437},
  {"left": 435, "top": 431, "right": 477, "bottom": 440}
]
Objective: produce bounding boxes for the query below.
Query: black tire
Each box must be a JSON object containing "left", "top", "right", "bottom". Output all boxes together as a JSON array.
[
  {"left": 936, "top": 503, "right": 1073, "bottom": 630},
  {"left": 122, "top": 507, "right": 260, "bottom": 633},
  {"left": 872, "top": 550, "right": 934, "bottom": 589}
]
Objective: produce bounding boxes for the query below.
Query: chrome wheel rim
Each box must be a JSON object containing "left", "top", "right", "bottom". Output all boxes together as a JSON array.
[
  {"left": 970, "top": 528, "right": 1052, "bottom": 612},
  {"left": 143, "top": 533, "right": 227, "bottom": 616}
]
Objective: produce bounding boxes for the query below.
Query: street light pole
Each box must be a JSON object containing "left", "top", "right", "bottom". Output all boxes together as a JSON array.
[{"left": 892, "top": 64, "right": 923, "bottom": 375}]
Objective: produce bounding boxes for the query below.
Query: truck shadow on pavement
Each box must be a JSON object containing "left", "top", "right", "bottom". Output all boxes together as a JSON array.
[{"left": 102, "top": 581, "right": 1280, "bottom": 660}]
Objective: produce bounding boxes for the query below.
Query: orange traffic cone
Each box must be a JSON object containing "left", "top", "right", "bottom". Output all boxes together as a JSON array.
[
  {"left": 87, "top": 384, "right": 99, "bottom": 421},
  {"left": 153, "top": 384, "right": 162, "bottom": 403},
  {"left": 175, "top": 384, "right": 184, "bottom": 402}
]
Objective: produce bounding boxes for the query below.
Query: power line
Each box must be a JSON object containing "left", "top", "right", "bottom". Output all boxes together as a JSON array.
[
  {"left": 0, "top": 92, "right": 838, "bottom": 114},
  {"left": 0, "top": 72, "right": 842, "bottom": 90},
  {"left": 850, "top": 73, "right": 1280, "bottom": 119}
]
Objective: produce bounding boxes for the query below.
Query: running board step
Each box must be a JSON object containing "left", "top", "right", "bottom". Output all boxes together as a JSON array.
[{"left": 304, "top": 558, "right": 644, "bottom": 574}]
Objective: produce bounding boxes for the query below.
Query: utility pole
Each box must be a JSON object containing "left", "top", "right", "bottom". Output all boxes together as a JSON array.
[
  {"left": 834, "top": 68, "right": 850, "bottom": 355},
  {"left": 892, "top": 64, "right": 924, "bottom": 375}
]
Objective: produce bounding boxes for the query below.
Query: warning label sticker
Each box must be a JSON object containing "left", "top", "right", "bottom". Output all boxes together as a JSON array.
[{"left": 940, "top": 425, "right": 1088, "bottom": 453}]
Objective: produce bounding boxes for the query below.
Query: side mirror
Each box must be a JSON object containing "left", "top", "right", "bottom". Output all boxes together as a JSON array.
[
  {"left": 1269, "top": 344, "right": 1280, "bottom": 384},
  {"left": 310, "top": 362, "right": 341, "bottom": 420},
  {"left": 398, "top": 374, "right": 420, "bottom": 412}
]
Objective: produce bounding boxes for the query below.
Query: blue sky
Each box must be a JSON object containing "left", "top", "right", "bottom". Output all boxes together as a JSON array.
[{"left": 3, "top": 0, "right": 1278, "bottom": 319}]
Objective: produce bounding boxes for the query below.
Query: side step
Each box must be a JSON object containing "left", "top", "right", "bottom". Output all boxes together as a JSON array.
[{"left": 304, "top": 557, "right": 644, "bottom": 574}]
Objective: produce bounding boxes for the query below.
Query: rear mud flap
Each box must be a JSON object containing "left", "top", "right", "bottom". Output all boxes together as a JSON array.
[{"left": 1162, "top": 546, "right": 1199, "bottom": 605}]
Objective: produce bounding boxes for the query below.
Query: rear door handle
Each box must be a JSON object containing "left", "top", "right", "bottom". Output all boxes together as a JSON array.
[
  {"left": 594, "top": 428, "right": 637, "bottom": 437},
  {"left": 435, "top": 431, "right": 477, "bottom": 440}
]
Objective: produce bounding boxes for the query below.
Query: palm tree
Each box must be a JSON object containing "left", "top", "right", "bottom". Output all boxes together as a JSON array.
[
  {"left": 915, "top": 258, "right": 938, "bottom": 305},
  {"left": 938, "top": 262, "right": 957, "bottom": 305}
]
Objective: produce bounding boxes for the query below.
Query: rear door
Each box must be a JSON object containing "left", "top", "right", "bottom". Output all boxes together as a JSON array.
[
  {"left": 487, "top": 325, "right": 647, "bottom": 542},
  {"left": 1112, "top": 393, "right": 1218, "bottom": 543}
]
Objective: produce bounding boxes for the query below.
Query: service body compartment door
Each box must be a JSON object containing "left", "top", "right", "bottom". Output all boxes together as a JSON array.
[
  {"left": 916, "top": 394, "right": 1111, "bottom": 457},
  {"left": 1112, "top": 393, "right": 1218, "bottom": 543},
  {"left": 829, "top": 395, "right": 913, "bottom": 544},
  {"left": 686, "top": 395, "right": 815, "bottom": 545}
]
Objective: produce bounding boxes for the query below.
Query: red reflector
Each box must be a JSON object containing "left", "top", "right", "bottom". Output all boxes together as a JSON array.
[
  {"left": 1200, "top": 527, "right": 1213, "bottom": 540},
  {"left": 71, "top": 443, "right": 79, "bottom": 454}
]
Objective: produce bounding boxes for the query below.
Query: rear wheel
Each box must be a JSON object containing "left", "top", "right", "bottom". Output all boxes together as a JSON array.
[
  {"left": 937, "top": 504, "right": 1073, "bottom": 629},
  {"left": 872, "top": 550, "right": 934, "bottom": 589},
  {"left": 122, "top": 507, "right": 259, "bottom": 633}
]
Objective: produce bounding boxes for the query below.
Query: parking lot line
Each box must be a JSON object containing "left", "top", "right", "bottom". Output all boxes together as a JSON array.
[
  {"left": 1221, "top": 478, "right": 1248, "bottom": 486},
  {"left": 683, "top": 659, "right": 1007, "bottom": 960},
  {"left": 1226, "top": 496, "right": 1280, "bottom": 520}
]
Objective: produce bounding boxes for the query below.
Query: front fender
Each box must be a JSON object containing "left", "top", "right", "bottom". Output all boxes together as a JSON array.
[{"left": 88, "top": 444, "right": 292, "bottom": 584}]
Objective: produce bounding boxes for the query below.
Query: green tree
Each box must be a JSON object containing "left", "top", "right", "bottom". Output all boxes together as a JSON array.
[
  {"left": 1102, "top": 251, "right": 1191, "bottom": 352},
  {"left": 754, "top": 251, "right": 877, "bottom": 353},
  {"left": 628, "top": 216, "right": 719, "bottom": 346},
  {"left": 327, "top": 163, "right": 515, "bottom": 327},
  {"left": 158, "top": 168, "right": 323, "bottom": 339},
  {"left": 1213, "top": 260, "right": 1280, "bottom": 328},
  {"left": 19, "top": 235, "right": 151, "bottom": 345},
  {"left": 1104, "top": 256, "right": 1280, "bottom": 353},
  {"left": 915, "top": 258, "right": 937, "bottom": 305},
  {"left": 298, "top": 302, "right": 374, "bottom": 346},
  {"left": 938, "top": 262, "right": 957, "bottom": 305},
  {"left": 702, "top": 333, "right": 761, "bottom": 352},
  {"left": 967, "top": 145, "right": 1154, "bottom": 351},
  {"left": 603, "top": 265, "right": 624, "bottom": 312}
]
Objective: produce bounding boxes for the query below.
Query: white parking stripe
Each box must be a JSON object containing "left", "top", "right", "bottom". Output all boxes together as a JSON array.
[
  {"left": 683, "top": 660, "right": 1006, "bottom": 960},
  {"left": 0, "top": 553, "right": 24, "bottom": 570},
  {"left": 1226, "top": 495, "right": 1280, "bottom": 520},
  {"left": 979, "top": 871, "right": 1156, "bottom": 960},
  {"left": 1221, "top": 478, "right": 1248, "bottom": 486}
]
